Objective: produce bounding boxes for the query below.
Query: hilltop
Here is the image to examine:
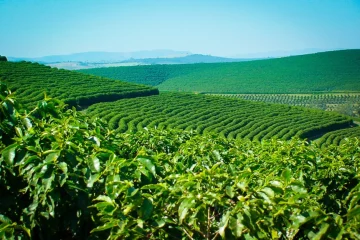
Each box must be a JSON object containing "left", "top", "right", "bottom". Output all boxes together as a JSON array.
[{"left": 80, "top": 50, "right": 360, "bottom": 93}]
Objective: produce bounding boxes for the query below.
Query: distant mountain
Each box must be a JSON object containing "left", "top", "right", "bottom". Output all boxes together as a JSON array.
[
  {"left": 8, "top": 50, "right": 192, "bottom": 63},
  {"left": 19, "top": 54, "right": 260, "bottom": 70},
  {"left": 120, "top": 54, "right": 258, "bottom": 65}
]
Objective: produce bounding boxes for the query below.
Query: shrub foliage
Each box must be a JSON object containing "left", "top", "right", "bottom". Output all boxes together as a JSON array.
[{"left": 1, "top": 84, "right": 360, "bottom": 239}]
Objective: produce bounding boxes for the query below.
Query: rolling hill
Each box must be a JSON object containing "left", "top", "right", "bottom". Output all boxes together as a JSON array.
[
  {"left": 0, "top": 61, "right": 158, "bottom": 109},
  {"left": 80, "top": 50, "right": 360, "bottom": 93},
  {"left": 86, "top": 92, "right": 352, "bottom": 141}
]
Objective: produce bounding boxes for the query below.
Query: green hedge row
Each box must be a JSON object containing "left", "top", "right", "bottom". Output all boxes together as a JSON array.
[
  {"left": 86, "top": 92, "right": 353, "bottom": 141},
  {"left": 0, "top": 61, "right": 159, "bottom": 109}
]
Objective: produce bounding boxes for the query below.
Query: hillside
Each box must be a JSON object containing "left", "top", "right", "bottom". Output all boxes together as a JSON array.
[
  {"left": 80, "top": 50, "right": 360, "bottom": 93},
  {"left": 0, "top": 61, "right": 158, "bottom": 108},
  {"left": 86, "top": 92, "right": 352, "bottom": 141},
  {"left": 79, "top": 63, "right": 206, "bottom": 86}
]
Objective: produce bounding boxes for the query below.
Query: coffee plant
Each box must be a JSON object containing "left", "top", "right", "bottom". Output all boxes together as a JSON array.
[{"left": 1, "top": 83, "right": 359, "bottom": 239}]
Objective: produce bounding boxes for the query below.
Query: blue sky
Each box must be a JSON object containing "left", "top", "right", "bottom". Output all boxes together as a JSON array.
[{"left": 0, "top": 0, "right": 359, "bottom": 57}]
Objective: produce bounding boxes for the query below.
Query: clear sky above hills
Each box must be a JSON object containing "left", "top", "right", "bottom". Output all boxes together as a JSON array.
[{"left": 1, "top": 0, "right": 359, "bottom": 58}]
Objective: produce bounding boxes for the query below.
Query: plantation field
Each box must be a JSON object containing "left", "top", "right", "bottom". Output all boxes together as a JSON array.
[
  {"left": 79, "top": 63, "right": 201, "bottom": 86},
  {"left": 0, "top": 61, "right": 158, "bottom": 109},
  {"left": 317, "top": 126, "right": 360, "bottom": 147},
  {"left": 80, "top": 50, "right": 360, "bottom": 93},
  {"left": 86, "top": 92, "right": 353, "bottom": 141},
  {"left": 1, "top": 85, "right": 359, "bottom": 239},
  {"left": 211, "top": 93, "right": 360, "bottom": 116}
]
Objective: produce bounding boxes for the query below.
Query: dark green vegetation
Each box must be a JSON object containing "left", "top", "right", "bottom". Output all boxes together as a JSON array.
[
  {"left": 318, "top": 126, "right": 360, "bottom": 147},
  {"left": 80, "top": 63, "right": 203, "bottom": 86},
  {"left": 0, "top": 55, "right": 7, "bottom": 62},
  {"left": 212, "top": 93, "right": 360, "bottom": 117},
  {"left": 86, "top": 92, "right": 352, "bottom": 141},
  {"left": 0, "top": 61, "right": 158, "bottom": 109},
  {"left": 1, "top": 84, "right": 360, "bottom": 239},
  {"left": 79, "top": 50, "right": 360, "bottom": 93}
]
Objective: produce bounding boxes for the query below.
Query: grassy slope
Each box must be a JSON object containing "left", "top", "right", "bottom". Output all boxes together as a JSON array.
[
  {"left": 0, "top": 61, "right": 158, "bottom": 108},
  {"left": 79, "top": 50, "right": 360, "bottom": 93},
  {"left": 158, "top": 50, "right": 360, "bottom": 93}
]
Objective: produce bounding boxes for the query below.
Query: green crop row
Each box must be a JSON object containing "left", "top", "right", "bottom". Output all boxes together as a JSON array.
[
  {"left": 1, "top": 85, "right": 359, "bottom": 239},
  {"left": 86, "top": 92, "right": 353, "bottom": 141},
  {"left": 317, "top": 126, "right": 360, "bottom": 147},
  {"left": 212, "top": 93, "right": 360, "bottom": 116},
  {"left": 0, "top": 61, "right": 159, "bottom": 109}
]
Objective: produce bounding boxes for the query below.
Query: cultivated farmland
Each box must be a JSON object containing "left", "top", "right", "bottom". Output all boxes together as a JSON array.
[
  {"left": 0, "top": 61, "right": 158, "bottom": 109},
  {"left": 80, "top": 50, "right": 360, "bottom": 93},
  {"left": 86, "top": 92, "right": 353, "bottom": 141},
  {"left": 317, "top": 126, "right": 360, "bottom": 147},
  {"left": 211, "top": 93, "right": 360, "bottom": 116}
]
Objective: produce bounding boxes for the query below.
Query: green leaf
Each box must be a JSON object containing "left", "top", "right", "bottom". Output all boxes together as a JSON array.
[
  {"left": 178, "top": 197, "right": 196, "bottom": 224},
  {"left": 229, "top": 216, "right": 244, "bottom": 238},
  {"left": 89, "top": 136, "right": 100, "bottom": 147},
  {"left": 290, "top": 182, "right": 307, "bottom": 194},
  {"left": 312, "top": 223, "right": 330, "bottom": 240},
  {"left": 94, "top": 195, "right": 113, "bottom": 204},
  {"left": 155, "top": 219, "right": 166, "bottom": 228},
  {"left": 58, "top": 162, "right": 68, "bottom": 174},
  {"left": 90, "top": 221, "right": 118, "bottom": 233},
  {"left": 15, "top": 127, "right": 23, "bottom": 137},
  {"left": 226, "top": 186, "right": 235, "bottom": 198},
  {"left": 45, "top": 152, "right": 59, "bottom": 163},
  {"left": 347, "top": 206, "right": 360, "bottom": 220},
  {"left": 261, "top": 187, "right": 275, "bottom": 198},
  {"left": 22, "top": 117, "right": 32, "bottom": 129},
  {"left": 139, "top": 198, "right": 153, "bottom": 220},
  {"left": 89, "top": 155, "right": 100, "bottom": 172},
  {"left": 282, "top": 168, "right": 292, "bottom": 184},
  {"left": 127, "top": 187, "right": 139, "bottom": 197},
  {"left": 0, "top": 214, "right": 11, "bottom": 224},
  {"left": 219, "top": 211, "right": 231, "bottom": 239},
  {"left": 87, "top": 173, "right": 100, "bottom": 188},
  {"left": 1, "top": 143, "right": 17, "bottom": 165},
  {"left": 138, "top": 157, "right": 156, "bottom": 177}
]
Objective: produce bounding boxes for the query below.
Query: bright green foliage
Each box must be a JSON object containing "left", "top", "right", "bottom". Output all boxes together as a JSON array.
[
  {"left": 80, "top": 50, "right": 360, "bottom": 93},
  {"left": 318, "top": 126, "right": 360, "bottom": 147},
  {"left": 0, "top": 85, "right": 360, "bottom": 239},
  {"left": 212, "top": 93, "right": 360, "bottom": 116},
  {"left": 86, "top": 92, "right": 352, "bottom": 141},
  {"left": 0, "top": 61, "right": 158, "bottom": 109}
]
